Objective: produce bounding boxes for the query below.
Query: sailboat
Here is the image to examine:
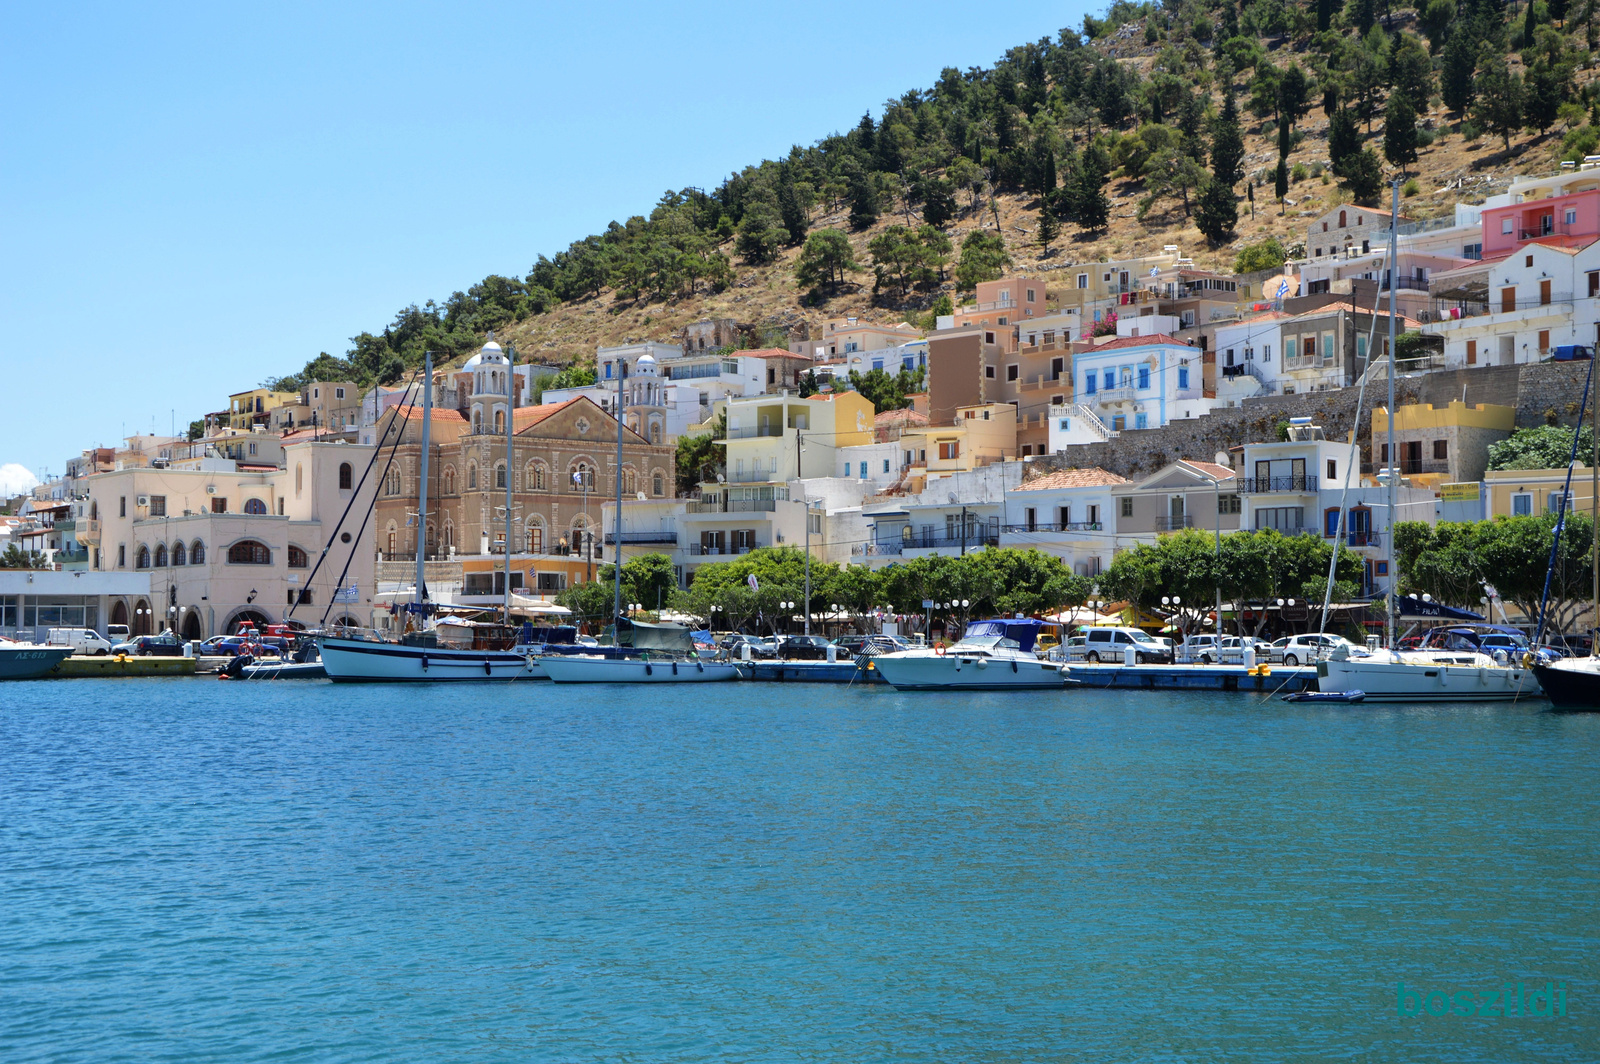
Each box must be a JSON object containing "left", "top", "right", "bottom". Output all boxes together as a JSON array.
[
  {"left": 320, "top": 350, "right": 534, "bottom": 683},
  {"left": 1315, "top": 182, "right": 1541, "bottom": 702},
  {"left": 1529, "top": 354, "right": 1600, "bottom": 709}
]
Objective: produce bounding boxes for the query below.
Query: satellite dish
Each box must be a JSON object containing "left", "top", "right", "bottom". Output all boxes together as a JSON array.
[
  {"left": 716, "top": 473, "right": 725, "bottom": 484},
  {"left": 635, "top": 491, "right": 647, "bottom": 500},
  {"left": 1214, "top": 451, "right": 1230, "bottom": 467}
]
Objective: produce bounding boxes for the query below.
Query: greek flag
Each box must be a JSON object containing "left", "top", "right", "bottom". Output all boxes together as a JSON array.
[{"left": 334, "top": 586, "right": 361, "bottom": 604}]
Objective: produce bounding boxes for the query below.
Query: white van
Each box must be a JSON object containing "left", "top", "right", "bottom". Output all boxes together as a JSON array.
[
  {"left": 47, "top": 627, "right": 115, "bottom": 656},
  {"left": 1081, "top": 626, "right": 1173, "bottom": 664}
]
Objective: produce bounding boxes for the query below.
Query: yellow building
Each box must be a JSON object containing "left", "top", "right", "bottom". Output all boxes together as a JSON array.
[
  {"left": 1371, "top": 400, "right": 1516, "bottom": 489},
  {"left": 1484, "top": 467, "right": 1600, "bottom": 519},
  {"left": 901, "top": 402, "right": 1017, "bottom": 481},
  {"left": 228, "top": 388, "right": 299, "bottom": 431}
]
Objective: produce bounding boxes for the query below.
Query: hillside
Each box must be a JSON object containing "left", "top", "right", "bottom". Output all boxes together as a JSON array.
[{"left": 266, "top": 1, "right": 1600, "bottom": 386}]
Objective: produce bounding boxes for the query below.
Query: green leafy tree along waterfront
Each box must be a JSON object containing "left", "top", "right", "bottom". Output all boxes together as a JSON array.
[{"left": 1394, "top": 515, "right": 1596, "bottom": 634}]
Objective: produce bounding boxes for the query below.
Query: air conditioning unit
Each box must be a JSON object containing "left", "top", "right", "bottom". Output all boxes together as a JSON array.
[
  {"left": 206, "top": 485, "right": 217, "bottom": 495},
  {"left": 135, "top": 495, "right": 149, "bottom": 507}
]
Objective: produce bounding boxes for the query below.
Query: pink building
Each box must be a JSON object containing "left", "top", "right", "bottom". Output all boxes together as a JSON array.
[{"left": 1482, "top": 188, "right": 1600, "bottom": 257}]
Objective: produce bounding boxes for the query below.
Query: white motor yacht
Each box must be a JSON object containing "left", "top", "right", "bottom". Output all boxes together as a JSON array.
[
  {"left": 1317, "top": 646, "right": 1539, "bottom": 702},
  {"left": 872, "top": 619, "right": 1069, "bottom": 691}
]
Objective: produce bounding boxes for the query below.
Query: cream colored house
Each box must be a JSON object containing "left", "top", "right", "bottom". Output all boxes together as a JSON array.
[{"left": 80, "top": 440, "right": 378, "bottom": 637}]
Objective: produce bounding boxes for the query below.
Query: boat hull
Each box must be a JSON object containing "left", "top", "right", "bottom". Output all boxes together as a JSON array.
[
  {"left": 1318, "top": 656, "right": 1541, "bottom": 702},
  {"left": 872, "top": 653, "right": 1067, "bottom": 690},
  {"left": 539, "top": 655, "right": 738, "bottom": 683},
  {"left": 0, "top": 646, "right": 74, "bottom": 679},
  {"left": 319, "top": 636, "right": 531, "bottom": 682},
  {"left": 1531, "top": 661, "right": 1600, "bottom": 710},
  {"left": 237, "top": 661, "right": 328, "bottom": 680}
]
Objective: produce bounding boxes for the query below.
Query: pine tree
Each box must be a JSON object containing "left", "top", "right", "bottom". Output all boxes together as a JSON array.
[
  {"left": 921, "top": 178, "right": 956, "bottom": 228},
  {"left": 844, "top": 163, "right": 880, "bottom": 230},
  {"left": 1336, "top": 148, "right": 1385, "bottom": 202},
  {"left": 1194, "top": 175, "right": 1238, "bottom": 244},
  {"left": 1069, "top": 164, "right": 1111, "bottom": 232},
  {"left": 1390, "top": 32, "right": 1435, "bottom": 114},
  {"left": 1384, "top": 93, "right": 1419, "bottom": 173},
  {"left": 1472, "top": 52, "right": 1528, "bottom": 150},
  {"left": 1037, "top": 205, "right": 1060, "bottom": 249},
  {"left": 1278, "top": 63, "right": 1313, "bottom": 132},
  {"left": 1212, "top": 88, "right": 1246, "bottom": 187},
  {"left": 1441, "top": 31, "right": 1478, "bottom": 115},
  {"left": 1328, "top": 107, "right": 1362, "bottom": 169}
]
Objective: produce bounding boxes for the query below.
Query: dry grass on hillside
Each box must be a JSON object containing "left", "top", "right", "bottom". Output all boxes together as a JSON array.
[{"left": 491, "top": 25, "right": 1587, "bottom": 374}]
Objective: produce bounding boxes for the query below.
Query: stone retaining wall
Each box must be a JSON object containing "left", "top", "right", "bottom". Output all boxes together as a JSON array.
[{"left": 1029, "top": 361, "right": 1594, "bottom": 481}]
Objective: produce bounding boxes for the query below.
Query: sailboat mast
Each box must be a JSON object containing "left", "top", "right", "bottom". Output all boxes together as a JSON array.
[
  {"left": 505, "top": 343, "right": 516, "bottom": 625},
  {"left": 612, "top": 356, "right": 626, "bottom": 625},
  {"left": 1592, "top": 355, "right": 1597, "bottom": 656},
  {"left": 416, "top": 350, "right": 433, "bottom": 610},
  {"left": 1385, "top": 180, "right": 1399, "bottom": 652}
]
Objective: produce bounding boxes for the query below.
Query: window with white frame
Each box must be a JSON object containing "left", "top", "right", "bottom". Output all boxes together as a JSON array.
[{"left": 1512, "top": 492, "right": 1533, "bottom": 516}]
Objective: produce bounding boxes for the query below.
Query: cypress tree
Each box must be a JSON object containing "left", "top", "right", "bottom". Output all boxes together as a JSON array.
[
  {"left": 1441, "top": 31, "right": 1478, "bottom": 114},
  {"left": 1328, "top": 107, "right": 1362, "bottom": 170},
  {"left": 1195, "top": 176, "right": 1238, "bottom": 244},
  {"left": 1212, "top": 88, "right": 1246, "bottom": 187}
]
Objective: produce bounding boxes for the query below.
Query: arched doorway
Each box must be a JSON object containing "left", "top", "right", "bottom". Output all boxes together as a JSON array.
[
  {"left": 110, "top": 600, "right": 129, "bottom": 629},
  {"left": 133, "top": 599, "right": 152, "bottom": 635},
  {"left": 224, "top": 608, "right": 273, "bottom": 634},
  {"left": 181, "top": 610, "right": 203, "bottom": 641}
]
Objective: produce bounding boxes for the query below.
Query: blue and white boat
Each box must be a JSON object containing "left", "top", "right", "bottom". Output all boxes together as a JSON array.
[
  {"left": 0, "top": 639, "right": 73, "bottom": 680},
  {"left": 871, "top": 619, "right": 1069, "bottom": 690}
]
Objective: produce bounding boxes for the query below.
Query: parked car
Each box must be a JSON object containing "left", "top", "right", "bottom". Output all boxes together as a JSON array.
[
  {"left": 720, "top": 634, "right": 777, "bottom": 659},
  {"left": 46, "top": 627, "right": 115, "bottom": 656},
  {"left": 1267, "top": 633, "right": 1364, "bottom": 666},
  {"left": 834, "top": 634, "right": 910, "bottom": 657},
  {"left": 1183, "top": 635, "right": 1268, "bottom": 664},
  {"left": 1053, "top": 635, "right": 1089, "bottom": 662},
  {"left": 106, "top": 624, "right": 131, "bottom": 642},
  {"left": 111, "top": 632, "right": 186, "bottom": 657},
  {"left": 776, "top": 634, "right": 831, "bottom": 660},
  {"left": 1080, "top": 626, "right": 1173, "bottom": 664}
]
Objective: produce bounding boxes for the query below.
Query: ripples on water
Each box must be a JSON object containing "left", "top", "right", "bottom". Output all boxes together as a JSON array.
[{"left": 1, "top": 679, "right": 1595, "bottom": 1062}]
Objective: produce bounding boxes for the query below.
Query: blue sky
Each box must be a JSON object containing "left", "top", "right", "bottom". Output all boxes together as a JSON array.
[{"left": 3, "top": 1, "right": 1090, "bottom": 480}]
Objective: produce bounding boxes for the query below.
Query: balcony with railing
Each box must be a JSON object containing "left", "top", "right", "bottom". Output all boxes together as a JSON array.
[
  {"left": 853, "top": 542, "right": 904, "bottom": 556},
  {"left": 604, "top": 530, "right": 680, "bottom": 545},
  {"left": 684, "top": 498, "right": 780, "bottom": 515},
  {"left": 1398, "top": 458, "right": 1451, "bottom": 476},
  {"left": 724, "top": 424, "right": 787, "bottom": 440},
  {"left": 1154, "top": 515, "right": 1193, "bottom": 531},
  {"left": 1239, "top": 474, "right": 1320, "bottom": 493},
  {"left": 1001, "top": 522, "right": 1105, "bottom": 534},
  {"left": 688, "top": 543, "right": 762, "bottom": 556},
  {"left": 73, "top": 519, "right": 100, "bottom": 543},
  {"left": 902, "top": 531, "right": 1000, "bottom": 550},
  {"left": 727, "top": 467, "right": 781, "bottom": 484}
]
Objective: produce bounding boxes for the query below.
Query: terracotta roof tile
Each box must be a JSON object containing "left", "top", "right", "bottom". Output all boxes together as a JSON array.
[
  {"left": 1182, "top": 460, "right": 1236, "bottom": 479},
  {"left": 1016, "top": 467, "right": 1129, "bottom": 491},
  {"left": 1085, "top": 334, "right": 1194, "bottom": 351}
]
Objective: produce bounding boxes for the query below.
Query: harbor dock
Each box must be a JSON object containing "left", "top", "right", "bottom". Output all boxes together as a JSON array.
[
  {"left": 733, "top": 660, "right": 885, "bottom": 683},
  {"left": 50, "top": 655, "right": 198, "bottom": 678},
  {"left": 1067, "top": 662, "right": 1317, "bottom": 692}
]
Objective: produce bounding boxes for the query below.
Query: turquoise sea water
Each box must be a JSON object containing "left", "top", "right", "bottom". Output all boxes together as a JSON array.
[{"left": 1, "top": 678, "right": 1596, "bottom": 1062}]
